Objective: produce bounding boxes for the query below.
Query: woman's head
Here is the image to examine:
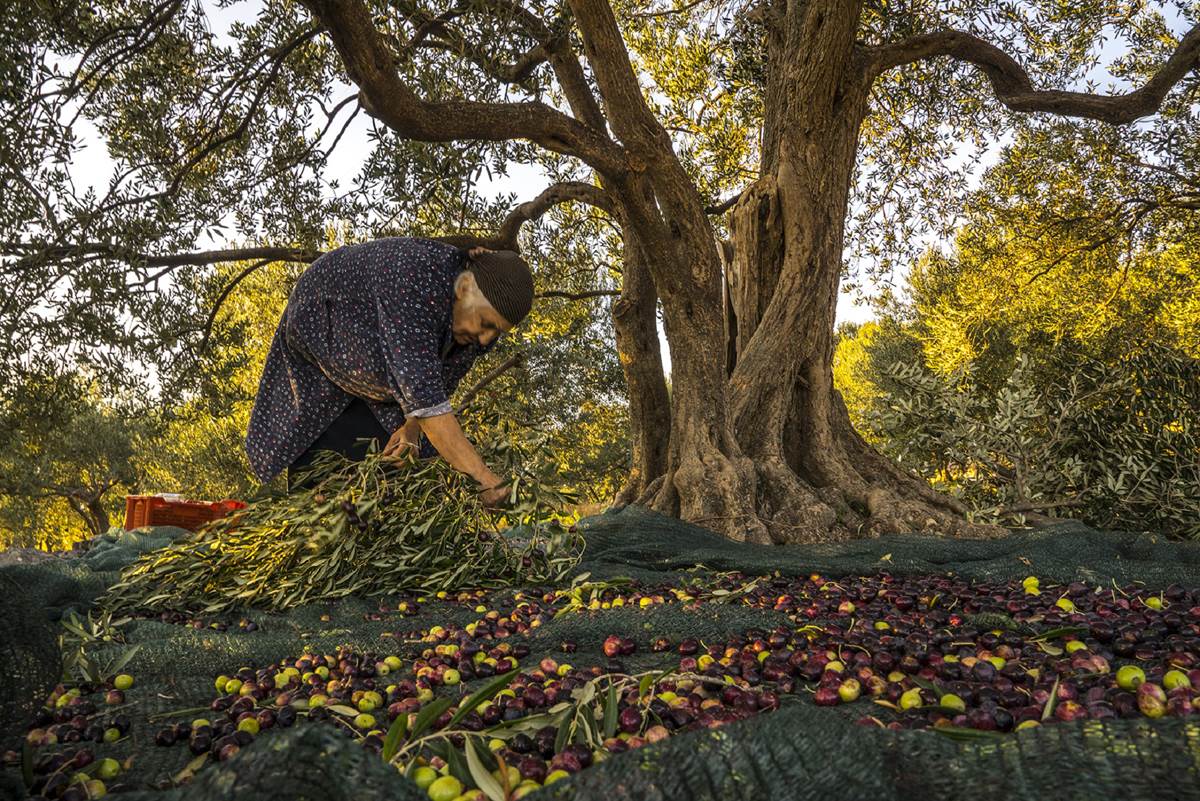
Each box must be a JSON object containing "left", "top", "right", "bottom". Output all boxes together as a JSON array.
[{"left": 451, "top": 248, "right": 534, "bottom": 347}]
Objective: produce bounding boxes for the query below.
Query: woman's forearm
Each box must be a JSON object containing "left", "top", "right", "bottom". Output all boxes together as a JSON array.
[
  {"left": 415, "top": 412, "right": 502, "bottom": 487},
  {"left": 402, "top": 415, "right": 422, "bottom": 439}
]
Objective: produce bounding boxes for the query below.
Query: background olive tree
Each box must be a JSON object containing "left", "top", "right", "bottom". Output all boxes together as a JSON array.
[{"left": 834, "top": 118, "right": 1199, "bottom": 538}]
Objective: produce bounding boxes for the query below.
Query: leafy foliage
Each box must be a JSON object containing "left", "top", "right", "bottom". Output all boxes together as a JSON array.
[
  {"left": 102, "top": 422, "right": 584, "bottom": 613},
  {"left": 844, "top": 0, "right": 1200, "bottom": 296},
  {"left": 835, "top": 77, "right": 1200, "bottom": 537},
  {"left": 863, "top": 347, "right": 1200, "bottom": 538},
  {"left": 57, "top": 608, "right": 138, "bottom": 684},
  {"left": 836, "top": 121, "right": 1200, "bottom": 537},
  {"left": 135, "top": 256, "right": 307, "bottom": 501},
  {"left": 0, "top": 370, "right": 151, "bottom": 548}
]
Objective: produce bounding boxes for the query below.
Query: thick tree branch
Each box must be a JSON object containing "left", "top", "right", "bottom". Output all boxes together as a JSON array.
[
  {"left": 496, "top": 181, "right": 616, "bottom": 245},
  {"left": 866, "top": 25, "right": 1200, "bottom": 124},
  {"left": 996, "top": 498, "right": 1087, "bottom": 515},
  {"left": 542, "top": 26, "right": 609, "bottom": 131},
  {"left": 705, "top": 190, "right": 747, "bottom": 215},
  {"left": 300, "top": 0, "right": 626, "bottom": 176},
  {"left": 566, "top": 0, "right": 671, "bottom": 157},
  {"left": 424, "top": 181, "right": 618, "bottom": 251},
  {"left": 2, "top": 243, "right": 322, "bottom": 270}
]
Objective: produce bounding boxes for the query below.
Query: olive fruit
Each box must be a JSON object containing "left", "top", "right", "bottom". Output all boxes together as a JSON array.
[
  {"left": 1137, "top": 683, "right": 1167, "bottom": 718},
  {"left": 1163, "top": 670, "right": 1190, "bottom": 691},
  {"left": 939, "top": 694, "right": 966, "bottom": 713},
  {"left": 1116, "top": 665, "right": 1146, "bottom": 690},
  {"left": 618, "top": 706, "right": 642, "bottom": 733},
  {"left": 426, "top": 775, "right": 463, "bottom": 801},
  {"left": 411, "top": 766, "right": 438, "bottom": 790},
  {"left": 517, "top": 756, "right": 548, "bottom": 783},
  {"left": 813, "top": 687, "right": 840, "bottom": 706}
]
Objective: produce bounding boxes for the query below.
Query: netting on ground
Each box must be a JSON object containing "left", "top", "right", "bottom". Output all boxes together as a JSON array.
[{"left": 2, "top": 506, "right": 1199, "bottom": 801}]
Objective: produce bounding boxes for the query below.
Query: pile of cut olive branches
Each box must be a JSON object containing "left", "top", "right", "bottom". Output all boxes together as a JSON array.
[{"left": 102, "top": 425, "right": 583, "bottom": 614}]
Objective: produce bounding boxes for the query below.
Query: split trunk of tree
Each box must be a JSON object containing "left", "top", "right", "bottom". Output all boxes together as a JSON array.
[
  {"left": 629, "top": 0, "right": 997, "bottom": 542},
  {"left": 66, "top": 490, "right": 110, "bottom": 540},
  {"left": 612, "top": 229, "right": 670, "bottom": 505}
]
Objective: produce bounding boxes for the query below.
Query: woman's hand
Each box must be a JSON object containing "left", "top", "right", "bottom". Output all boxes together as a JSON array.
[
  {"left": 382, "top": 420, "right": 421, "bottom": 461},
  {"left": 478, "top": 481, "right": 510, "bottom": 511}
]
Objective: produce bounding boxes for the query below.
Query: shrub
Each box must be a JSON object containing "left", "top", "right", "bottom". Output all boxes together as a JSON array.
[{"left": 864, "top": 344, "right": 1200, "bottom": 538}]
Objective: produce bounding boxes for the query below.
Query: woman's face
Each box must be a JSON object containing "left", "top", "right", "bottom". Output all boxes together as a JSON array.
[{"left": 451, "top": 272, "right": 511, "bottom": 347}]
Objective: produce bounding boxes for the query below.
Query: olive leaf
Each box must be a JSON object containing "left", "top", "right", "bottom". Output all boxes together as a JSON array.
[
  {"left": 1041, "top": 676, "right": 1061, "bottom": 722},
  {"left": 1035, "top": 641, "right": 1064, "bottom": 656},
  {"left": 443, "top": 743, "right": 472, "bottom": 789},
  {"left": 172, "top": 754, "right": 209, "bottom": 785},
  {"left": 602, "top": 681, "right": 618, "bottom": 739},
  {"left": 447, "top": 668, "right": 519, "bottom": 729},
  {"left": 409, "top": 696, "right": 454, "bottom": 741},
  {"left": 381, "top": 709, "right": 407, "bottom": 762},
  {"left": 464, "top": 738, "right": 506, "bottom": 801},
  {"left": 554, "top": 704, "right": 574, "bottom": 754},
  {"left": 1030, "top": 626, "right": 1089, "bottom": 641},
  {"left": 931, "top": 726, "right": 1004, "bottom": 742},
  {"left": 21, "top": 740, "right": 32, "bottom": 788}
]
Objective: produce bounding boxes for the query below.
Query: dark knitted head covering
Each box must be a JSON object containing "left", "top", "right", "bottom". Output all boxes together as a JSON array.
[{"left": 466, "top": 249, "right": 534, "bottom": 327}]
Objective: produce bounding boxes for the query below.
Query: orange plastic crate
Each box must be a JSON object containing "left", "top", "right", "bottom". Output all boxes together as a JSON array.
[{"left": 123, "top": 495, "right": 247, "bottom": 531}]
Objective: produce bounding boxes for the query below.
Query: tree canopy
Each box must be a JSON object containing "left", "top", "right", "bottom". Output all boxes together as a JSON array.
[{"left": 2, "top": 0, "right": 1197, "bottom": 545}]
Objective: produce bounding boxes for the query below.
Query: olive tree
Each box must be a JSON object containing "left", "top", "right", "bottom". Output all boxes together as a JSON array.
[
  {"left": 0, "top": 372, "right": 146, "bottom": 545},
  {"left": 4, "top": 0, "right": 1197, "bottom": 542}
]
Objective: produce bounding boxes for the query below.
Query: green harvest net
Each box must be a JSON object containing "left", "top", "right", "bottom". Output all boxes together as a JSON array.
[{"left": 3, "top": 506, "right": 1200, "bottom": 801}]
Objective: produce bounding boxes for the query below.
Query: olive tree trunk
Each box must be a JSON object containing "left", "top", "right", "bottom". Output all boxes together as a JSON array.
[
  {"left": 65, "top": 490, "right": 111, "bottom": 540},
  {"left": 631, "top": 0, "right": 996, "bottom": 542}
]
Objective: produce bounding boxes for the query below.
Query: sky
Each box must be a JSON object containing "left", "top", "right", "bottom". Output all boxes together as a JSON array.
[{"left": 59, "top": 1, "right": 1190, "bottom": 373}]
